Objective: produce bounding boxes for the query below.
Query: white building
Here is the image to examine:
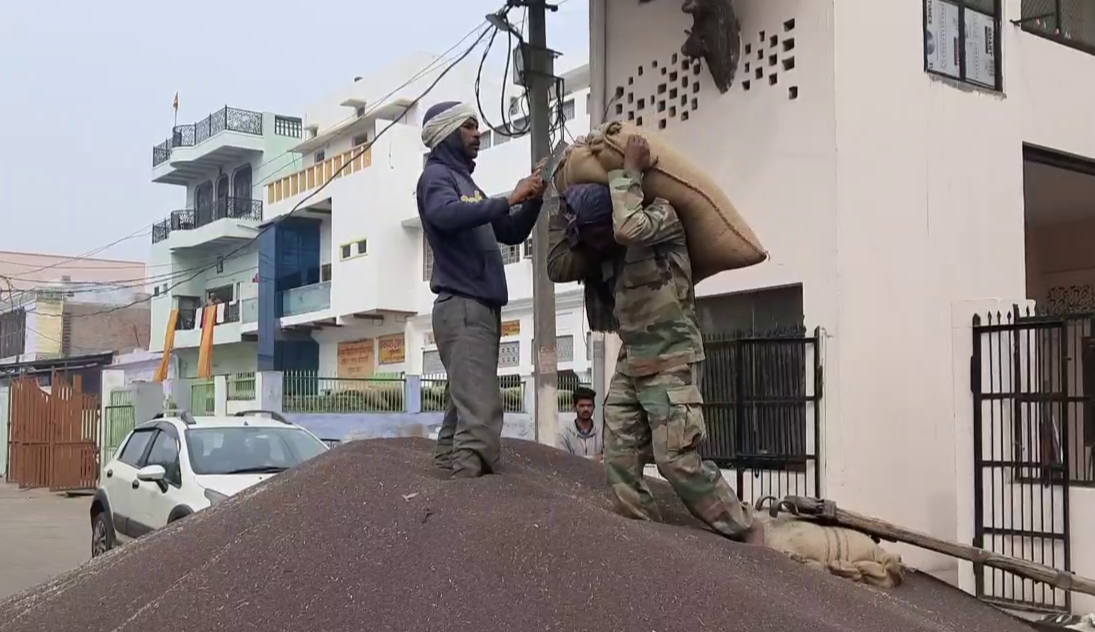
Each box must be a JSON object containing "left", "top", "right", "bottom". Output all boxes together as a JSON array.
[
  {"left": 146, "top": 104, "right": 305, "bottom": 376},
  {"left": 253, "top": 53, "right": 592, "bottom": 385},
  {"left": 587, "top": 0, "right": 1095, "bottom": 615}
]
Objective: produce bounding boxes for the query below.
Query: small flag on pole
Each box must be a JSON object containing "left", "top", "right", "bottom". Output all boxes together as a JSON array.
[{"left": 173, "top": 92, "right": 179, "bottom": 112}]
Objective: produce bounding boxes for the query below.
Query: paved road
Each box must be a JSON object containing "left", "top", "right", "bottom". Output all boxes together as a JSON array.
[{"left": 0, "top": 483, "right": 89, "bottom": 602}]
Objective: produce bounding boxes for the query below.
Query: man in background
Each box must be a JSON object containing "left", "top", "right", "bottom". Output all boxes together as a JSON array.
[
  {"left": 416, "top": 101, "right": 545, "bottom": 479},
  {"left": 556, "top": 386, "right": 603, "bottom": 460}
]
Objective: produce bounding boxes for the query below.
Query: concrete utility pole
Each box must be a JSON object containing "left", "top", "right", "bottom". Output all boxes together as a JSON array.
[{"left": 524, "top": 0, "right": 558, "bottom": 446}]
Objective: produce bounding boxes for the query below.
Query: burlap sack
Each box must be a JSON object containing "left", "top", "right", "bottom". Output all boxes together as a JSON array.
[
  {"left": 553, "top": 121, "right": 767, "bottom": 281},
  {"left": 758, "top": 515, "right": 905, "bottom": 589}
]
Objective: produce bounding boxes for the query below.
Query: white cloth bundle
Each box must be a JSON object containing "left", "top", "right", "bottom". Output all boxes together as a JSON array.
[{"left": 420, "top": 102, "right": 479, "bottom": 149}]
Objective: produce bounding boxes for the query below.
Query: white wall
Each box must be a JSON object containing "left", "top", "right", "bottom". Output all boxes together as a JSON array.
[
  {"left": 597, "top": 0, "right": 1095, "bottom": 581},
  {"left": 313, "top": 318, "right": 409, "bottom": 377}
]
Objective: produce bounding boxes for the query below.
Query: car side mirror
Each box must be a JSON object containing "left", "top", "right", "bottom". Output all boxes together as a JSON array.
[{"left": 136, "top": 464, "right": 166, "bottom": 483}]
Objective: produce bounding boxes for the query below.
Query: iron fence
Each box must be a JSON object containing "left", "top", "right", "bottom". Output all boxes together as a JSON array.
[
  {"left": 699, "top": 327, "right": 823, "bottom": 504},
  {"left": 189, "top": 379, "right": 215, "bottom": 415},
  {"left": 420, "top": 374, "right": 527, "bottom": 413},
  {"left": 971, "top": 307, "right": 1076, "bottom": 612},
  {"left": 227, "top": 372, "right": 256, "bottom": 401},
  {"left": 282, "top": 372, "right": 406, "bottom": 413}
]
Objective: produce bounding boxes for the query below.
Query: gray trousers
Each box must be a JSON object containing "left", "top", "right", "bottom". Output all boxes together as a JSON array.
[{"left": 431, "top": 293, "right": 503, "bottom": 476}]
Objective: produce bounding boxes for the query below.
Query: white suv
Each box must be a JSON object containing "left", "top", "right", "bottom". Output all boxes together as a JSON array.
[{"left": 90, "top": 409, "right": 329, "bottom": 557}]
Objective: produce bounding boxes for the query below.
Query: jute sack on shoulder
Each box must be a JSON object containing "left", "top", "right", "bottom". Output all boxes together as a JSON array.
[
  {"left": 758, "top": 515, "right": 905, "bottom": 589},
  {"left": 553, "top": 121, "right": 767, "bottom": 282}
]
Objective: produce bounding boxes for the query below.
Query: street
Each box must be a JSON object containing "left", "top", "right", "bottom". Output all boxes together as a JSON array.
[{"left": 0, "top": 483, "right": 89, "bottom": 601}]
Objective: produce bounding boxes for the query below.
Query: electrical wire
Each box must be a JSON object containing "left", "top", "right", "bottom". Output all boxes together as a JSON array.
[
  {"left": 1, "top": 24, "right": 492, "bottom": 282},
  {"left": 39, "top": 19, "right": 497, "bottom": 320},
  {"left": 7, "top": 19, "right": 494, "bottom": 318}
]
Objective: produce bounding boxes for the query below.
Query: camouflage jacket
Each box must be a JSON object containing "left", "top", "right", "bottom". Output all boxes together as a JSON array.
[{"left": 546, "top": 169, "right": 705, "bottom": 377}]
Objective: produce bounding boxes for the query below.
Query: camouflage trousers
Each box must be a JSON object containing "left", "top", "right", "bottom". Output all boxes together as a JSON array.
[{"left": 603, "top": 361, "right": 754, "bottom": 540}]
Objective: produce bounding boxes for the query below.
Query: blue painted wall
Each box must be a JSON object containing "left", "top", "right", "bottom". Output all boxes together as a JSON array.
[{"left": 258, "top": 217, "right": 321, "bottom": 372}]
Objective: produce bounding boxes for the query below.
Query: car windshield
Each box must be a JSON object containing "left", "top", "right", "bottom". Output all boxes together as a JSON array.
[{"left": 185, "top": 426, "right": 327, "bottom": 476}]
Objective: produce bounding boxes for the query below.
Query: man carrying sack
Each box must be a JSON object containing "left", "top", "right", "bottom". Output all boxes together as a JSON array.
[{"left": 546, "top": 135, "right": 762, "bottom": 544}]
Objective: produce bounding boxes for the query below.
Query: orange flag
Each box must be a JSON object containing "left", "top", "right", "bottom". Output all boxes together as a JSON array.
[
  {"left": 154, "top": 309, "right": 179, "bottom": 383},
  {"left": 173, "top": 92, "right": 179, "bottom": 112},
  {"left": 196, "top": 305, "right": 218, "bottom": 378}
]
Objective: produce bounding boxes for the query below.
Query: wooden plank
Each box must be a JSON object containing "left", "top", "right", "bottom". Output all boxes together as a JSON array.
[{"left": 778, "top": 496, "right": 1095, "bottom": 597}]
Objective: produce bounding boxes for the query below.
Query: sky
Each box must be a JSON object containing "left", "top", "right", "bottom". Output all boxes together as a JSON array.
[{"left": 0, "top": 0, "right": 589, "bottom": 262}]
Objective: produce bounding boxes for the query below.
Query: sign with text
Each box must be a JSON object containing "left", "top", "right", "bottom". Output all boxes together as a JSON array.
[
  {"left": 378, "top": 333, "right": 406, "bottom": 365},
  {"left": 501, "top": 320, "right": 522, "bottom": 338},
  {"left": 337, "top": 339, "right": 375, "bottom": 379}
]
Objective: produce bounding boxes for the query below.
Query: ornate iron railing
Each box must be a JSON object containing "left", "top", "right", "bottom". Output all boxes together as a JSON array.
[
  {"left": 150, "top": 197, "right": 263, "bottom": 243},
  {"left": 151, "top": 105, "right": 265, "bottom": 166}
]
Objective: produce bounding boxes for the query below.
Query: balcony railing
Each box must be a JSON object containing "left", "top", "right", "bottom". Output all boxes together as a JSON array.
[
  {"left": 151, "top": 105, "right": 264, "bottom": 167},
  {"left": 1020, "top": 0, "right": 1095, "bottom": 55},
  {"left": 151, "top": 197, "right": 263, "bottom": 244},
  {"left": 173, "top": 303, "right": 242, "bottom": 330},
  {"left": 280, "top": 281, "right": 331, "bottom": 317},
  {"left": 266, "top": 146, "right": 372, "bottom": 206}
]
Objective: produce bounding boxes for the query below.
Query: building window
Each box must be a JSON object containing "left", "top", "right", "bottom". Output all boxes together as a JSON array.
[
  {"left": 694, "top": 285, "right": 812, "bottom": 471},
  {"left": 352, "top": 133, "right": 369, "bottom": 147},
  {"left": 1019, "top": 1, "right": 1095, "bottom": 54},
  {"left": 556, "top": 335, "right": 574, "bottom": 362},
  {"left": 422, "top": 349, "right": 444, "bottom": 375},
  {"left": 499, "top": 341, "right": 520, "bottom": 368},
  {"left": 500, "top": 244, "right": 522, "bottom": 265},
  {"left": 523, "top": 239, "right": 533, "bottom": 258},
  {"left": 321, "top": 263, "right": 332, "bottom": 282},
  {"left": 340, "top": 244, "right": 352, "bottom": 259},
  {"left": 356, "top": 239, "right": 367, "bottom": 255},
  {"left": 923, "top": 0, "right": 1001, "bottom": 90},
  {"left": 560, "top": 99, "right": 575, "bottom": 121},
  {"left": 0, "top": 308, "right": 27, "bottom": 359},
  {"left": 423, "top": 238, "right": 435, "bottom": 281},
  {"left": 314, "top": 150, "right": 326, "bottom": 163}
]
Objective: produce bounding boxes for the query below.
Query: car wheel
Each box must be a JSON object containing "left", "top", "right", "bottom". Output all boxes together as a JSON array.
[{"left": 91, "top": 511, "right": 115, "bottom": 558}]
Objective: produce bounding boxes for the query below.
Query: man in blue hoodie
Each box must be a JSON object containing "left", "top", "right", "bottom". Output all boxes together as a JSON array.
[{"left": 417, "top": 100, "right": 545, "bottom": 478}]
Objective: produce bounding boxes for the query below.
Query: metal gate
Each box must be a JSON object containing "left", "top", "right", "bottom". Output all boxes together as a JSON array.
[
  {"left": 8, "top": 373, "right": 101, "bottom": 492},
  {"left": 700, "top": 327, "right": 824, "bottom": 504},
  {"left": 971, "top": 309, "right": 1073, "bottom": 613},
  {"left": 102, "top": 389, "right": 137, "bottom": 466}
]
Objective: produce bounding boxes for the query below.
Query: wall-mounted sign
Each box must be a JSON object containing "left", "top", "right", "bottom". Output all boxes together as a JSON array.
[
  {"left": 378, "top": 333, "right": 406, "bottom": 365},
  {"left": 501, "top": 320, "right": 521, "bottom": 338},
  {"left": 337, "top": 339, "right": 375, "bottom": 379}
]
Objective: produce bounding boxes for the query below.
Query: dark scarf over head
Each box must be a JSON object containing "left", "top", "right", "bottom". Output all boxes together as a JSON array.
[{"left": 560, "top": 183, "right": 619, "bottom": 333}]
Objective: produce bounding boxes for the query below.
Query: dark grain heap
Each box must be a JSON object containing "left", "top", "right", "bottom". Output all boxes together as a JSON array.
[{"left": 0, "top": 438, "right": 1035, "bottom": 632}]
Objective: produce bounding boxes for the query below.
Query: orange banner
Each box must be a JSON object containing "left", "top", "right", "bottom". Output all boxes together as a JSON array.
[
  {"left": 196, "top": 305, "right": 218, "bottom": 378},
  {"left": 154, "top": 309, "right": 179, "bottom": 383},
  {"left": 501, "top": 320, "right": 521, "bottom": 337}
]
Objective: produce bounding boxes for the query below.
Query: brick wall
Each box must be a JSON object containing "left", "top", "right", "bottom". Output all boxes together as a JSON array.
[{"left": 64, "top": 303, "right": 150, "bottom": 356}]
